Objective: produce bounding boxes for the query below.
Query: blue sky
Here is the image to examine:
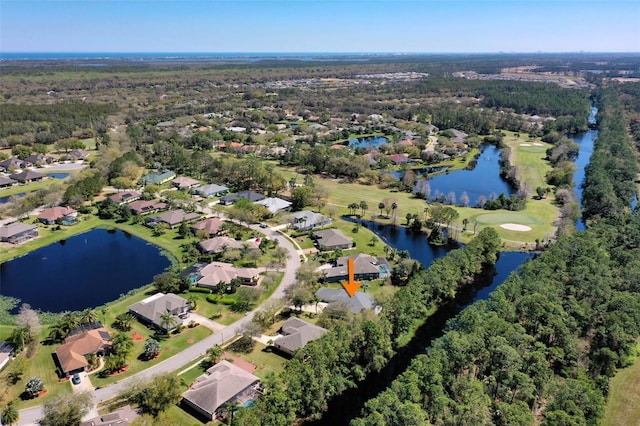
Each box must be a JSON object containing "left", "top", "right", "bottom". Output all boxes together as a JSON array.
[{"left": 1, "top": 0, "right": 638, "bottom": 53}]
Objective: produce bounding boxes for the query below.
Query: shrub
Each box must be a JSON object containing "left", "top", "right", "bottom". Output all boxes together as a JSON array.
[
  {"left": 188, "top": 287, "right": 211, "bottom": 294},
  {"left": 24, "top": 377, "right": 44, "bottom": 398}
]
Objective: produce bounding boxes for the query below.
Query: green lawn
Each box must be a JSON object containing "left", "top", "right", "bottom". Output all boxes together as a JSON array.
[
  {"left": 502, "top": 130, "right": 553, "bottom": 192},
  {"left": 603, "top": 357, "right": 640, "bottom": 426},
  {"left": 232, "top": 342, "right": 287, "bottom": 380}
]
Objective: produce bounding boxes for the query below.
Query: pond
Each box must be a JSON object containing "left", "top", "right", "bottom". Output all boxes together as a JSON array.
[
  {"left": 425, "top": 144, "right": 515, "bottom": 204},
  {"left": 47, "top": 173, "right": 70, "bottom": 179},
  {"left": 0, "top": 193, "right": 25, "bottom": 204},
  {"left": 0, "top": 228, "right": 171, "bottom": 313},
  {"left": 348, "top": 135, "right": 389, "bottom": 149}
]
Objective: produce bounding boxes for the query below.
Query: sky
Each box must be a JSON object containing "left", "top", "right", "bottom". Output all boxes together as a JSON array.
[{"left": 1, "top": 0, "right": 639, "bottom": 53}]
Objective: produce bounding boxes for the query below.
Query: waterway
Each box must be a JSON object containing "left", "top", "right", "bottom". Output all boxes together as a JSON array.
[
  {"left": 0, "top": 228, "right": 171, "bottom": 313},
  {"left": 316, "top": 108, "right": 598, "bottom": 424},
  {"left": 573, "top": 106, "right": 598, "bottom": 230}
]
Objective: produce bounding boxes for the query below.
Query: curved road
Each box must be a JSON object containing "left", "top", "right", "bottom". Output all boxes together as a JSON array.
[{"left": 18, "top": 225, "right": 301, "bottom": 425}]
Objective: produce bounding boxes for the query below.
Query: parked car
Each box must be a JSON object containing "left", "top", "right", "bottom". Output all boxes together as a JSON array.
[{"left": 72, "top": 373, "right": 81, "bottom": 385}]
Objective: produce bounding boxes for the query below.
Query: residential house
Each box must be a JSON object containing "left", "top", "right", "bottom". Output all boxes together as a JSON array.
[
  {"left": 79, "top": 405, "right": 138, "bottom": 426},
  {"left": 195, "top": 183, "right": 230, "bottom": 198},
  {"left": 0, "top": 157, "right": 27, "bottom": 172},
  {"left": 255, "top": 197, "right": 292, "bottom": 215},
  {"left": 191, "top": 217, "right": 224, "bottom": 236},
  {"left": 24, "top": 154, "right": 56, "bottom": 166},
  {"left": 311, "top": 229, "right": 353, "bottom": 251},
  {"left": 0, "top": 341, "right": 15, "bottom": 371},
  {"left": 195, "top": 261, "right": 261, "bottom": 288},
  {"left": 315, "top": 288, "right": 378, "bottom": 314},
  {"left": 128, "top": 293, "right": 190, "bottom": 333},
  {"left": 219, "top": 190, "right": 265, "bottom": 205},
  {"left": 65, "top": 150, "right": 90, "bottom": 161},
  {"left": 54, "top": 326, "right": 112, "bottom": 375},
  {"left": 127, "top": 200, "right": 167, "bottom": 215},
  {"left": 288, "top": 210, "right": 332, "bottom": 231},
  {"left": 172, "top": 176, "right": 200, "bottom": 190},
  {"left": 9, "top": 170, "right": 46, "bottom": 183},
  {"left": 273, "top": 317, "right": 327, "bottom": 356},
  {"left": 141, "top": 170, "right": 176, "bottom": 186},
  {"left": 0, "top": 222, "right": 39, "bottom": 244},
  {"left": 38, "top": 206, "right": 77, "bottom": 225},
  {"left": 198, "top": 236, "right": 244, "bottom": 254},
  {"left": 323, "top": 254, "right": 391, "bottom": 283},
  {"left": 0, "top": 177, "right": 17, "bottom": 188},
  {"left": 108, "top": 190, "right": 141, "bottom": 205},
  {"left": 388, "top": 153, "right": 412, "bottom": 165},
  {"left": 146, "top": 209, "right": 200, "bottom": 228},
  {"left": 182, "top": 360, "right": 260, "bottom": 422}
]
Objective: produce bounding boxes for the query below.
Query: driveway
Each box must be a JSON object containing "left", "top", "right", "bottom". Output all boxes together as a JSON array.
[{"left": 17, "top": 220, "right": 301, "bottom": 425}]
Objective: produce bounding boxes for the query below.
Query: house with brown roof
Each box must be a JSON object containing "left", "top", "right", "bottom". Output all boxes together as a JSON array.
[
  {"left": 54, "top": 327, "right": 111, "bottom": 375},
  {"left": 195, "top": 261, "right": 261, "bottom": 288},
  {"left": 172, "top": 176, "right": 200, "bottom": 190},
  {"left": 146, "top": 209, "right": 200, "bottom": 228},
  {"left": 38, "top": 206, "right": 77, "bottom": 225},
  {"left": 191, "top": 217, "right": 224, "bottom": 236},
  {"left": 65, "top": 150, "right": 90, "bottom": 161},
  {"left": 108, "top": 190, "right": 141, "bottom": 205},
  {"left": 198, "top": 236, "right": 244, "bottom": 254},
  {"left": 311, "top": 229, "right": 353, "bottom": 251},
  {"left": 182, "top": 360, "right": 260, "bottom": 422},
  {"left": 25, "top": 154, "right": 56, "bottom": 166},
  {"left": 127, "top": 200, "right": 168, "bottom": 215},
  {"left": 0, "top": 222, "right": 39, "bottom": 244},
  {"left": 9, "top": 170, "right": 46, "bottom": 183},
  {"left": 0, "top": 157, "right": 27, "bottom": 171},
  {"left": 273, "top": 317, "right": 327, "bottom": 356},
  {"left": 128, "top": 293, "right": 190, "bottom": 333}
]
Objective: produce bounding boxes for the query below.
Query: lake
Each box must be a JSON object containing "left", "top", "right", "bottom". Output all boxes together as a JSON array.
[
  {"left": 426, "top": 144, "right": 515, "bottom": 204},
  {"left": 0, "top": 193, "right": 25, "bottom": 204},
  {"left": 0, "top": 228, "right": 171, "bottom": 313}
]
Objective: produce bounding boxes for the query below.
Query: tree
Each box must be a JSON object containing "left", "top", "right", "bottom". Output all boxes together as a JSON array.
[
  {"left": 221, "top": 400, "right": 241, "bottom": 425},
  {"left": 113, "top": 312, "right": 134, "bottom": 331},
  {"left": 177, "top": 220, "right": 191, "bottom": 238},
  {"left": 104, "top": 353, "right": 127, "bottom": 374},
  {"left": 143, "top": 338, "right": 161, "bottom": 360},
  {"left": 206, "top": 345, "right": 224, "bottom": 366},
  {"left": 123, "top": 373, "right": 182, "bottom": 416},
  {"left": 79, "top": 308, "right": 98, "bottom": 325},
  {"left": 24, "top": 377, "right": 44, "bottom": 398},
  {"left": 111, "top": 332, "right": 134, "bottom": 357},
  {"left": 16, "top": 303, "right": 41, "bottom": 346},
  {"left": 159, "top": 312, "right": 178, "bottom": 334},
  {"left": 378, "top": 202, "right": 385, "bottom": 216},
  {"left": 1, "top": 401, "right": 19, "bottom": 426},
  {"left": 359, "top": 201, "right": 368, "bottom": 217},
  {"left": 40, "top": 391, "right": 92, "bottom": 426},
  {"left": 348, "top": 202, "right": 359, "bottom": 216}
]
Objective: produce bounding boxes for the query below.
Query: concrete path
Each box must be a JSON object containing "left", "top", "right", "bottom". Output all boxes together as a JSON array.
[{"left": 17, "top": 224, "right": 301, "bottom": 425}]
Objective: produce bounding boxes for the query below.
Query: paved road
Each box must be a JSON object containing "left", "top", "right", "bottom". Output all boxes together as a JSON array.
[{"left": 17, "top": 225, "right": 301, "bottom": 425}]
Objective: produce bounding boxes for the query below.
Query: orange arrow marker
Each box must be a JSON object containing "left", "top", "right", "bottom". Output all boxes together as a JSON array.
[{"left": 341, "top": 257, "right": 361, "bottom": 298}]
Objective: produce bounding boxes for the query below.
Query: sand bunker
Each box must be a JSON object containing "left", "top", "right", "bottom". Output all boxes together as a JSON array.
[
  {"left": 500, "top": 223, "right": 532, "bottom": 231},
  {"left": 532, "top": 142, "right": 544, "bottom": 146},
  {"left": 519, "top": 143, "right": 532, "bottom": 146}
]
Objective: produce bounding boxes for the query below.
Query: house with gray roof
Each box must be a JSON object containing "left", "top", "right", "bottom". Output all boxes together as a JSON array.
[
  {"left": 0, "top": 157, "right": 27, "bottom": 171},
  {"left": 323, "top": 254, "right": 391, "bottom": 283},
  {"left": 9, "top": 170, "right": 46, "bottom": 183},
  {"left": 273, "top": 317, "right": 327, "bottom": 356},
  {"left": 127, "top": 200, "right": 167, "bottom": 215},
  {"left": 219, "top": 190, "right": 265, "bottom": 205},
  {"left": 312, "top": 229, "right": 353, "bottom": 251},
  {"left": 288, "top": 210, "right": 332, "bottom": 231},
  {"left": 255, "top": 197, "right": 292, "bottom": 214},
  {"left": 108, "top": 190, "right": 141, "bottom": 205},
  {"left": 79, "top": 405, "right": 138, "bottom": 426},
  {"left": 141, "top": 170, "right": 176, "bottom": 186},
  {"left": 315, "top": 288, "right": 378, "bottom": 314},
  {"left": 128, "top": 293, "right": 190, "bottom": 333},
  {"left": 0, "top": 177, "right": 16, "bottom": 188},
  {"left": 0, "top": 222, "right": 38, "bottom": 244},
  {"left": 146, "top": 209, "right": 200, "bottom": 228},
  {"left": 172, "top": 176, "right": 200, "bottom": 190},
  {"left": 182, "top": 360, "right": 260, "bottom": 422},
  {"left": 195, "top": 183, "right": 230, "bottom": 198},
  {"left": 25, "top": 154, "right": 56, "bottom": 166}
]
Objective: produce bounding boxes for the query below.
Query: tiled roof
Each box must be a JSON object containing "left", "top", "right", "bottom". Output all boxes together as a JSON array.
[{"left": 55, "top": 327, "right": 111, "bottom": 373}]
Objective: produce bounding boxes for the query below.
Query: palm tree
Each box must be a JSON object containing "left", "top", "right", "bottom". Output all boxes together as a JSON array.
[
  {"left": 378, "top": 202, "right": 385, "bottom": 217},
  {"left": 80, "top": 309, "right": 98, "bottom": 325},
  {"left": 1, "top": 401, "right": 19, "bottom": 426},
  {"left": 391, "top": 202, "right": 398, "bottom": 225},
  {"left": 111, "top": 332, "right": 133, "bottom": 357},
  {"left": 206, "top": 345, "right": 223, "bottom": 365},
  {"left": 159, "top": 312, "right": 178, "bottom": 334},
  {"left": 359, "top": 201, "right": 368, "bottom": 217},
  {"left": 222, "top": 400, "right": 241, "bottom": 425}
]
